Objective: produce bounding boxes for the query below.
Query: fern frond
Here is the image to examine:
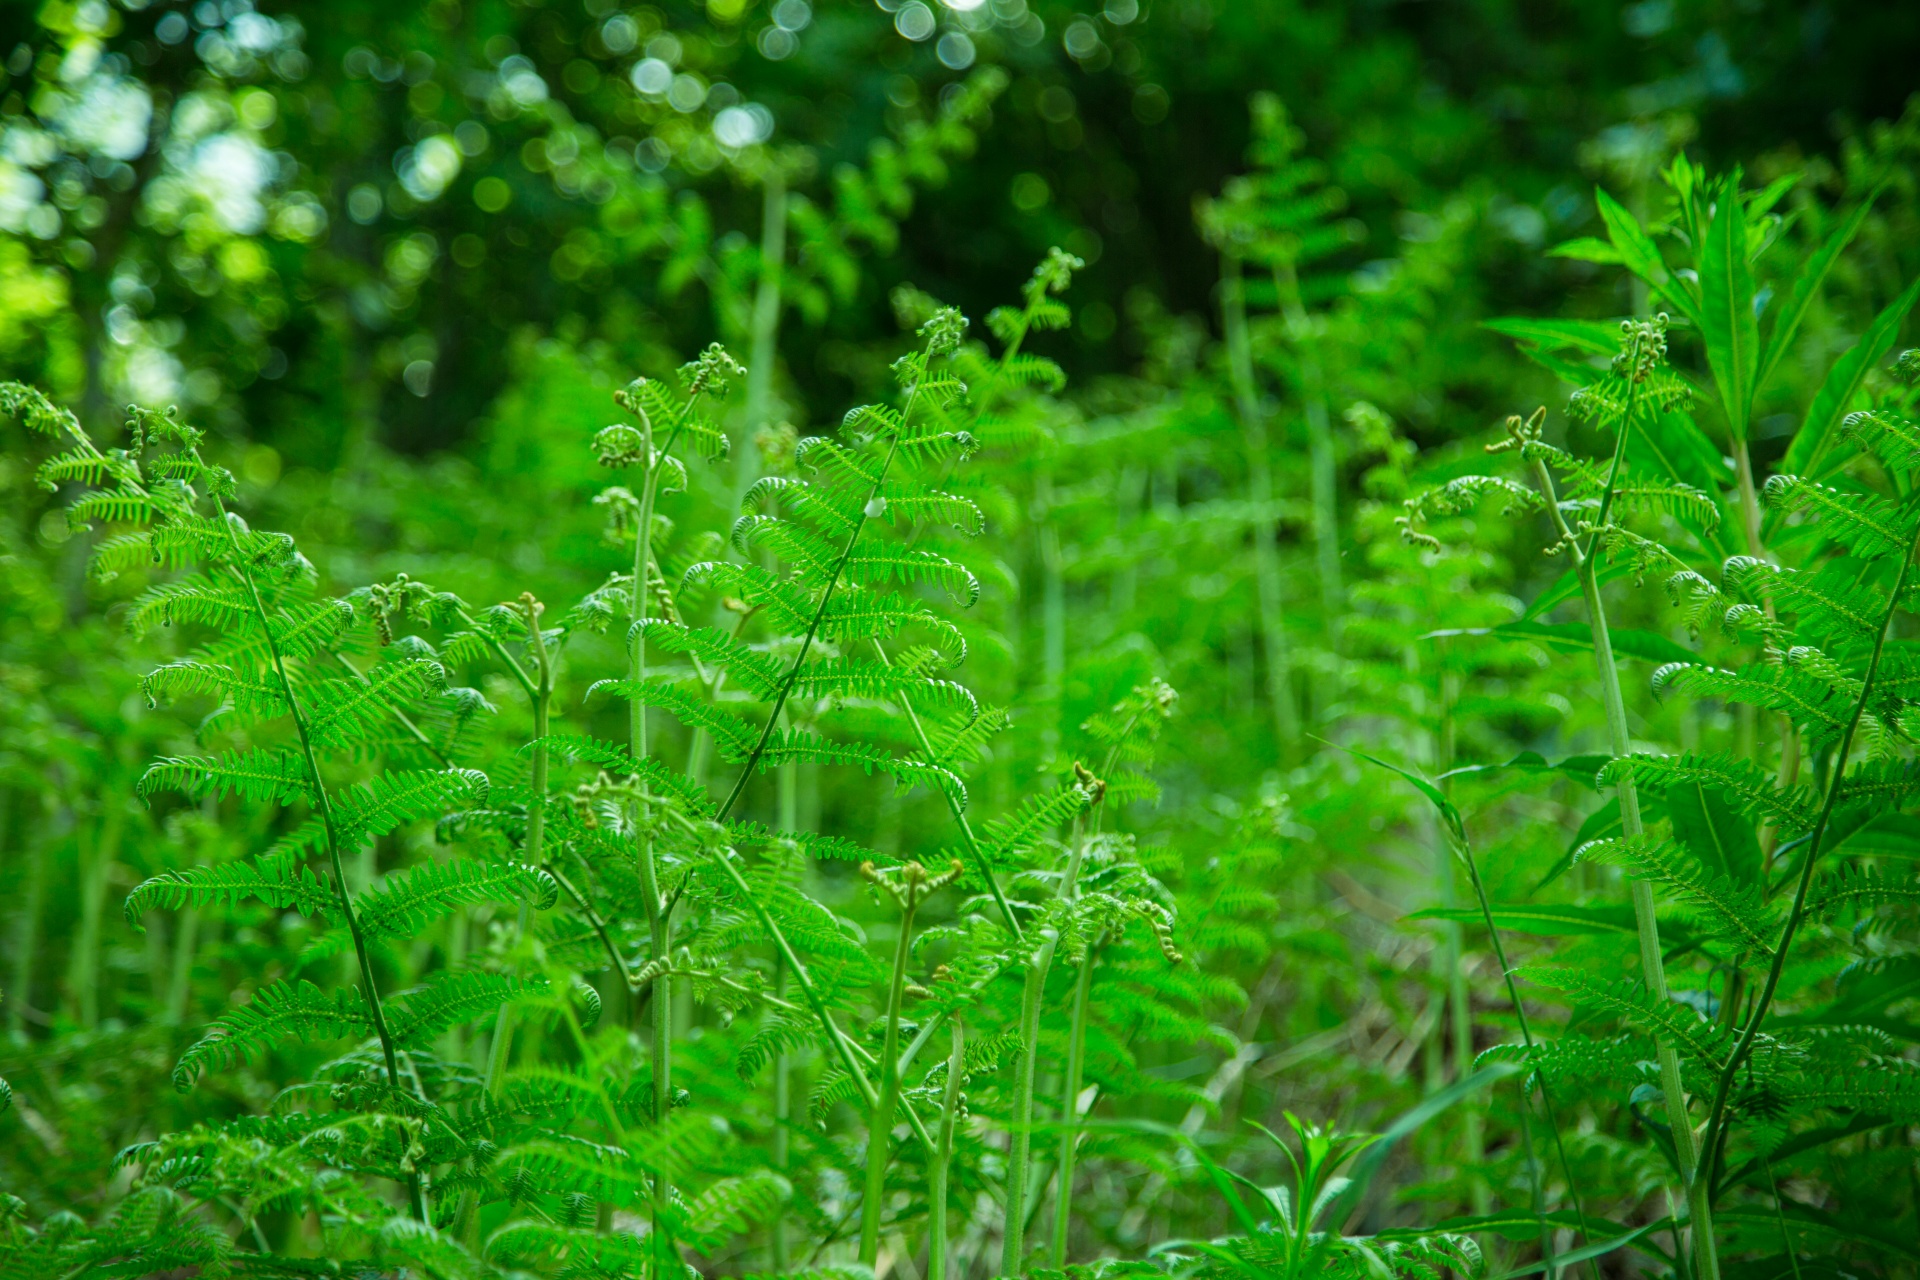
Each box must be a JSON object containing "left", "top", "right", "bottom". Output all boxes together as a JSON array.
[
  {"left": 1575, "top": 835, "right": 1777, "bottom": 952},
  {"left": 333, "top": 768, "right": 489, "bottom": 847},
  {"left": 1599, "top": 752, "right": 1816, "bottom": 833},
  {"left": 1607, "top": 478, "right": 1722, "bottom": 531},
  {"left": 733, "top": 513, "right": 840, "bottom": 579},
  {"left": 1808, "top": 868, "right": 1920, "bottom": 919},
  {"left": 1841, "top": 407, "right": 1920, "bottom": 476},
  {"left": 140, "top": 660, "right": 287, "bottom": 722},
  {"left": 741, "top": 474, "right": 858, "bottom": 537},
  {"left": 532, "top": 734, "right": 715, "bottom": 815},
  {"left": 1724, "top": 557, "right": 1887, "bottom": 640},
  {"left": 881, "top": 487, "right": 986, "bottom": 535},
  {"left": 125, "top": 849, "right": 334, "bottom": 928},
  {"left": 302, "top": 658, "right": 446, "bottom": 749},
  {"left": 1653, "top": 660, "right": 1851, "bottom": 741},
  {"left": 755, "top": 728, "right": 966, "bottom": 805},
  {"left": 795, "top": 435, "right": 883, "bottom": 487},
  {"left": 1522, "top": 967, "right": 1732, "bottom": 1068},
  {"left": 1763, "top": 475, "right": 1915, "bottom": 559},
  {"left": 680, "top": 560, "right": 815, "bottom": 633},
  {"left": 386, "top": 970, "right": 550, "bottom": 1045},
  {"left": 127, "top": 574, "right": 254, "bottom": 635},
  {"left": 353, "top": 860, "right": 556, "bottom": 943},
  {"left": 139, "top": 749, "right": 314, "bottom": 805},
  {"left": 678, "top": 1171, "right": 791, "bottom": 1251},
  {"left": 173, "top": 980, "right": 370, "bottom": 1089},
  {"left": 974, "top": 784, "right": 1091, "bottom": 869},
  {"left": 67, "top": 489, "right": 160, "bottom": 529},
  {"left": 820, "top": 590, "right": 968, "bottom": 664},
  {"left": 845, "top": 546, "right": 980, "bottom": 605},
  {"left": 633, "top": 619, "right": 784, "bottom": 698},
  {"left": 587, "top": 679, "right": 757, "bottom": 758},
  {"left": 792, "top": 656, "right": 979, "bottom": 718}
]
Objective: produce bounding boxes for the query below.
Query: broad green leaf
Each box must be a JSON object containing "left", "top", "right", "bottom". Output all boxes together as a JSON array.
[
  {"left": 1756, "top": 192, "right": 1877, "bottom": 394},
  {"left": 1407, "top": 903, "right": 1640, "bottom": 938},
  {"left": 1832, "top": 810, "right": 1920, "bottom": 859},
  {"left": 1486, "top": 1223, "right": 1659, "bottom": 1280},
  {"left": 1595, "top": 189, "right": 1676, "bottom": 304},
  {"left": 1699, "top": 184, "right": 1759, "bottom": 442},
  {"left": 1483, "top": 316, "right": 1623, "bottom": 354},
  {"left": 1781, "top": 275, "right": 1920, "bottom": 480},
  {"left": 1424, "top": 620, "right": 1695, "bottom": 666},
  {"left": 1546, "top": 236, "right": 1623, "bottom": 264},
  {"left": 1333, "top": 741, "right": 1462, "bottom": 842},
  {"left": 1665, "top": 780, "right": 1762, "bottom": 886}
]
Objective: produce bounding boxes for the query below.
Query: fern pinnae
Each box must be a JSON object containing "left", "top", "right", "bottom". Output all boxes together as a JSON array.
[{"left": 1699, "top": 500, "right": 1920, "bottom": 1195}]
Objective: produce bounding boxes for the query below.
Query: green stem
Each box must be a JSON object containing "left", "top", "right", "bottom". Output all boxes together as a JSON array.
[
  {"left": 1527, "top": 404, "right": 1714, "bottom": 1274},
  {"left": 929, "top": 1017, "right": 965, "bottom": 1280},
  {"left": 739, "top": 166, "right": 787, "bottom": 502},
  {"left": 1274, "top": 261, "right": 1342, "bottom": 650},
  {"left": 1048, "top": 938, "right": 1098, "bottom": 1268},
  {"left": 1002, "top": 830, "right": 1087, "bottom": 1277},
  {"left": 1221, "top": 251, "right": 1297, "bottom": 748},
  {"left": 771, "top": 953, "right": 791, "bottom": 1273},
  {"left": 861, "top": 889, "right": 919, "bottom": 1265}
]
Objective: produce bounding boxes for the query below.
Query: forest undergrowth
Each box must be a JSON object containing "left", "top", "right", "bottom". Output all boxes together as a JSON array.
[{"left": 4, "top": 3, "right": 1920, "bottom": 1278}]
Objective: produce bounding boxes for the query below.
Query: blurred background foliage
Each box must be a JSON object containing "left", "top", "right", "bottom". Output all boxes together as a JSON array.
[{"left": 5, "top": 0, "right": 1920, "bottom": 1268}]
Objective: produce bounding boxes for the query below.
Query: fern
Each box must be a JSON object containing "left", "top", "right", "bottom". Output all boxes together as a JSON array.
[{"left": 172, "top": 980, "right": 372, "bottom": 1089}]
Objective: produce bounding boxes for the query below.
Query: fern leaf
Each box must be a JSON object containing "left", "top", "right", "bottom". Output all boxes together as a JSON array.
[
  {"left": 679, "top": 1171, "right": 791, "bottom": 1251},
  {"left": 1575, "top": 835, "right": 1777, "bottom": 952},
  {"left": 532, "top": 734, "right": 715, "bottom": 815},
  {"left": 795, "top": 435, "right": 883, "bottom": 487},
  {"left": 333, "top": 768, "right": 490, "bottom": 847},
  {"left": 1653, "top": 660, "right": 1851, "bottom": 741},
  {"left": 680, "top": 560, "right": 815, "bottom": 633},
  {"left": 1522, "top": 967, "right": 1731, "bottom": 1068},
  {"left": 1841, "top": 407, "right": 1920, "bottom": 475},
  {"left": 820, "top": 590, "right": 968, "bottom": 664},
  {"left": 1599, "top": 752, "right": 1815, "bottom": 833},
  {"left": 755, "top": 728, "right": 966, "bottom": 805},
  {"left": 881, "top": 487, "right": 986, "bottom": 535},
  {"left": 353, "top": 860, "right": 556, "bottom": 943},
  {"left": 173, "top": 979, "right": 370, "bottom": 1089},
  {"left": 741, "top": 474, "right": 858, "bottom": 537},
  {"left": 587, "top": 679, "right": 757, "bottom": 758},
  {"left": 386, "top": 970, "right": 550, "bottom": 1045},
  {"left": 1724, "top": 556, "right": 1887, "bottom": 640},
  {"left": 1809, "top": 868, "right": 1920, "bottom": 919},
  {"left": 1763, "top": 475, "right": 1915, "bottom": 558},
  {"left": 139, "top": 749, "right": 315, "bottom": 805},
  {"left": 791, "top": 656, "right": 979, "bottom": 719},
  {"left": 127, "top": 575, "right": 254, "bottom": 635},
  {"left": 845, "top": 546, "right": 980, "bottom": 605},
  {"left": 733, "top": 513, "right": 840, "bottom": 579},
  {"left": 125, "top": 849, "right": 335, "bottom": 929},
  {"left": 974, "top": 784, "right": 1091, "bottom": 867},
  {"left": 303, "top": 658, "right": 446, "bottom": 749},
  {"left": 633, "top": 619, "right": 784, "bottom": 698}
]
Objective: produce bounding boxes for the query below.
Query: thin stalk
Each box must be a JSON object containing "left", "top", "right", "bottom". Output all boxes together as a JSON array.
[
  {"left": 928, "top": 1018, "right": 965, "bottom": 1280},
  {"left": 771, "top": 953, "right": 792, "bottom": 1273},
  {"left": 861, "top": 885, "right": 921, "bottom": 1265},
  {"left": 739, "top": 166, "right": 787, "bottom": 502},
  {"left": 1273, "top": 260, "right": 1342, "bottom": 649},
  {"left": 1048, "top": 938, "right": 1098, "bottom": 1267},
  {"left": 164, "top": 906, "right": 199, "bottom": 1026},
  {"left": 874, "top": 638, "right": 1022, "bottom": 939},
  {"left": 9, "top": 805, "right": 47, "bottom": 1041},
  {"left": 210, "top": 490, "right": 425, "bottom": 1224},
  {"left": 1701, "top": 514, "right": 1920, "bottom": 1196},
  {"left": 1001, "top": 829, "right": 1088, "bottom": 1277},
  {"left": 1038, "top": 471, "right": 1066, "bottom": 766},
  {"left": 1523, "top": 389, "right": 1714, "bottom": 1274},
  {"left": 1221, "top": 251, "right": 1297, "bottom": 748},
  {"left": 1433, "top": 661, "right": 1487, "bottom": 1213},
  {"left": 1452, "top": 822, "right": 1594, "bottom": 1277}
]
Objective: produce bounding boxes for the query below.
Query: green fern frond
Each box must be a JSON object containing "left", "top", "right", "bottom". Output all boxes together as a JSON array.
[
  {"left": 845, "top": 546, "right": 981, "bottom": 605},
  {"left": 1653, "top": 660, "right": 1852, "bottom": 741},
  {"left": 881, "top": 487, "right": 986, "bottom": 535},
  {"left": 791, "top": 656, "right": 979, "bottom": 719},
  {"left": 386, "top": 970, "right": 551, "bottom": 1045},
  {"left": 1575, "top": 835, "right": 1777, "bottom": 952},
  {"left": 302, "top": 658, "right": 446, "bottom": 749},
  {"left": 1841, "top": 407, "right": 1920, "bottom": 476},
  {"left": 998, "top": 352, "right": 1067, "bottom": 391},
  {"left": 820, "top": 590, "right": 969, "bottom": 664},
  {"left": 795, "top": 435, "right": 883, "bottom": 487},
  {"left": 140, "top": 660, "right": 287, "bottom": 721},
  {"left": 333, "top": 768, "right": 489, "bottom": 847},
  {"left": 680, "top": 560, "right": 816, "bottom": 633},
  {"left": 173, "top": 979, "right": 371, "bottom": 1089},
  {"left": 1724, "top": 557, "right": 1886, "bottom": 640},
  {"left": 974, "top": 784, "right": 1091, "bottom": 869},
  {"left": 1522, "top": 967, "right": 1732, "bottom": 1068},
  {"left": 1608, "top": 478, "right": 1722, "bottom": 530},
  {"left": 139, "top": 749, "right": 315, "bottom": 805},
  {"left": 679, "top": 1171, "right": 792, "bottom": 1251},
  {"left": 353, "top": 860, "right": 556, "bottom": 944},
  {"left": 736, "top": 1012, "right": 822, "bottom": 1081},
  {"left": 1808, "top": 868, "right": 1920, "bottom": 919},
  {"left": 587, "top": 678, "right": 757, "bottom": 758},
  {"left": 125, "top": 849, "right": 334, "bottom": 929},
  {"left": 1763, "top": 475, "right": 1915, "bottom": 559},
  {"left": 734, "top": 513, "right": 840, "bottom": 578},
  {"left": 127, "top": 574, "right": 254, "bottom": 635},
  {"left": 532, "top": 734, "right": 715, "bottom": 815},
  {"left": 1598, "top": 753, "right": 1816, "bottom": 833},
  {"left": 741, "top": 474, "right": 859, "bottom": 537},
  {"left": 754, "top": 728, "right": 966, "bottom": 805},
  {"left": 634, "top": 619, "right": 785, "bottom": 698},
  {"left": 67, "top": 489, "right": 160, "bottom": 529}
]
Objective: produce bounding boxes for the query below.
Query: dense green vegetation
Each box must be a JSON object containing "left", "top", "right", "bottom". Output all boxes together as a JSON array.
[{"left": 5, "top": 1, "right": 1920, "bottom": 1276}]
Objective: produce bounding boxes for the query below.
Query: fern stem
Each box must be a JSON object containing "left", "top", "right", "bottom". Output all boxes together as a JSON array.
[
  {"left": 771, "top": 952, "right": 791, "bottom": 1273},
  {"left": 210, "top": 496, "right": 425, "bottom": 1224},
  {"left": 860, "top": 881, "right": 920, "bottom": 1265},
  {"left": 875, "top": 638, "right": 1022, "bottom": 939},
  {"left": 1002, "top": 825, "right": 1088, "bottom": 1276},
  {"left": 1048, "top": 937, "right": 1098, "bottom": 1268},
  {"left": 1452, "top": 817, "right": 1595, "bottom": 1276},
  {"left": 739, "top": 165, "right": 787, "bottom": 503},
  {"left": 1527, "top": 397, "right": 1715, "bottom": 1274},
  {"left": 1221, "top": 250, "right": 1298, "bottom": 750},
  {"left": 1700, "top": 513, "right": 1920, "bottom": 1202},
  {"left": 1273, "top": 260, "right": 1342, "bottom": 651},
  {"left": 929, "top": 1016, "right": 965, "bottom": 1280}
]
